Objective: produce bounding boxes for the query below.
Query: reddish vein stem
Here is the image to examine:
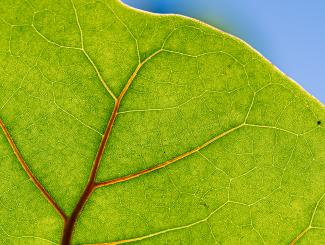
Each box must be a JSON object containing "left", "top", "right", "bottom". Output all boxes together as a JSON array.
[
  {"left": 61, "top": 50, "right": 162, "bottom": 245},
  {"left": 61, "top": 101, "right": 119, "bottom": 245}
]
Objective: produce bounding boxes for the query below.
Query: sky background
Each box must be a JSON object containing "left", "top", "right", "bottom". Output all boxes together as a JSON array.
[{"left": 122, "top": 0, "right": 325, "bottom": 104}]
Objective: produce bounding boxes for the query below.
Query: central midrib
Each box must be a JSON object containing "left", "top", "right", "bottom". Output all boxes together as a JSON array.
[
  {"left": 61, "top": 100, "right": 119, "bottom": 245},
  {"left": 61, "top": 50, "right": 162, "bottom": 245}
]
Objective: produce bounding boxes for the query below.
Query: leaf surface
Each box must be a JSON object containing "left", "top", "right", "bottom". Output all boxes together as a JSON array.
[{"left": 0, "top": 0, "right": 324, "bottom": 244}]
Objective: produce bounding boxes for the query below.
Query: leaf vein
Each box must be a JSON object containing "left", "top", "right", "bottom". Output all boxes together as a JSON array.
[{"left": 0, "top": 118, "right": 67, "bottom": 221}]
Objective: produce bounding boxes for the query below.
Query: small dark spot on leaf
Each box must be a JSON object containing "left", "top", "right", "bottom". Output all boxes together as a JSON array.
[
  {"left": 317, "top": 121, "right": 321, "bottom": 125},
  {"left": 199, "top": 202, "right": 209, "bottom": 208}
]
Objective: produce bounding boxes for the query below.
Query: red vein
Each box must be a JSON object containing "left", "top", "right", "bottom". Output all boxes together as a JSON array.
[
  {"left": 61, "top": 105, "right": 118, "bottom": 245},
  {"left": 95, "top": 124, "right": 244, "bottom": 189},
  {"left": 61, "top": 49, "right": 162, "bottom": 245},
  {"left": 0, "top": 118, "right": 67, "bottom": 222}
]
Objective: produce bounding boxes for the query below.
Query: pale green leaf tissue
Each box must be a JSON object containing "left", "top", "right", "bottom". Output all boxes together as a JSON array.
[{"left": 0, "top": 0, "right": 324, "bottom": 244}]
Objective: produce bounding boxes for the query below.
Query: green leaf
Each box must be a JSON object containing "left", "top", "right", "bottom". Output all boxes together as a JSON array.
[{"left": 0, "top": 0, "right": 324, "bottom": 244}]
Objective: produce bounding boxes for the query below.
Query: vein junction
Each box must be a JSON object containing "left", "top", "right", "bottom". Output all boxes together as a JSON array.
[{"left": 60, "top": 47, "right": 163, "bottom": 245}]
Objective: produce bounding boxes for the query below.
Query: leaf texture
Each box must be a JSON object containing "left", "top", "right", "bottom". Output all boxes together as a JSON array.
[{"left": 0, "top": 0, "right": 324, "bottom": 244}]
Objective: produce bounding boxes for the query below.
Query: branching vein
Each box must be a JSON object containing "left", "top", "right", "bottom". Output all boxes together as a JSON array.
[
  {"left": 0, "top": 118, "right": 67, "bottom": 222},
  {"left": 69, "top": 0, "right": 118, "bottom": 101},
  {"left": 95, "top": 124, "right": 244, "bottom": 188},
  {"left": 290, "top": 191, "right": 325, "bottom": 244},
  {"left": 61, "top": 48, "right": 163, "bottom": 244},
  {"left": 83, "top": 202, "right": 229, "bottom": 245}
]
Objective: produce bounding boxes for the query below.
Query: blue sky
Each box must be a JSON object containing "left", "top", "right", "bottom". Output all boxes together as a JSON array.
[{"left": 123, "top": 0, "right": 325, "bottom": 104}]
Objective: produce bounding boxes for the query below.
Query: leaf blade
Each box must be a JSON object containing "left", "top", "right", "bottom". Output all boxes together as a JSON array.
[{"left": 0, "top": 0, "right": 324, "bottom": 244}]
